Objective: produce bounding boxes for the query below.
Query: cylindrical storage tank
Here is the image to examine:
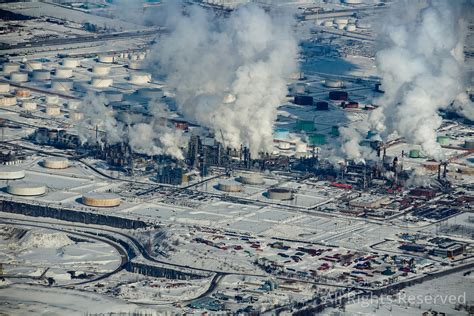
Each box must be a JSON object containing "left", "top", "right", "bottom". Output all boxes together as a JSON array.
[
  {"left": 82, "top": 193, "right": 121, "bottom": 207},
  {"left": 129, "top": 72, "right": 151, "bottom": 85},
  {"left": 138, "top": 88, "right": 163, "bottom": 99},
  {"left": 267, "top": 187, "right": 293, "bottom": 200},
  {"left": 55, "top": 67, "right": 73, "bottom": 78},
  {"left": 464, "top": 140, "right": 474, "bottom": 149},
  {"left": 0, "top": 82, "right": 10, "bottom": 93},
  {"left": 32, "top": 69, "right": 51, "bottom": 80},
  {"left": 409, "top": 149, "right": 420, "bottom": 158},
  {"left": 334, "top": 18, "right": 349, "bottom": 25},
  {"left": 295, "top": 142, "right": 308, "bottom": 153},
  {"left": 22, "top": 101, "right": 37, "bottom": 111},
  {"left": 15, "top": 89, "right": 31, "bottom": 98},
  {"left": 43, "top": 157, "right": 69, "bottom": 169},
  {"left": 51, "top": 78, "right": 74, "bottom": 91},
  {"left": 336, "top": 23, "right": 346, "bottom": 30},
  {"left": 0, "top": 166, "right": 25, "bottom": 179},
  {"left": 296, "top": 120, "right": 315, "bottom": 132},
  {"left": 128, "top": 61, "right": 142, "bottom": 70},
  {"left": 288, "top": 71, "right": 304, "bottom": 80},
  {"left": 0, "top": 95, "right": 17, "bottom": 106},
  {"left": 346, "top": 24, "right": 356, "bottom": 32},
  {"left": 345, "top": 101, "right": 358, "bottom": 108},
  {"left": 273, "top": 128, "right": 290, "bottom": 140},
  {"left": 238, "top": 174, "right": 264, "bottom": 185},
  {"left": 103, "top": 91, "right": 123, "bottom": 102},
  {"left": 436, "top": 136, "right": 450, "bottom": 146},
  {"left": 92, "top": 65, "right": 110, "bottom": 76},
  {"left": 45, "top": 95, "right": 59, "bottom": 104},
  {"left": 45, "top": 105, "right": 61, "bottom": 116},
  {"left": 61, "top": 58, "right": 80, "bottom": 68},
  {"left": 2, "top": 62, "right": 20, "bottom": 75},
  {"left": 293, "top": 83, "right": 306, "bottom": 94},
  {"left": 91, "top": 76, "right": 113, "bottom": 88},
  {"left": 344, "top": 0, "right": 363, "bottom": 4},
  {"left": 315, "top": 101, "right": 329, "bottom": 111},
  {"left": 67, "top": 99, "right": 81, "bottom": 110},
  {"left": 25, "top": 60, "right": 42, "bottom": 71},
  {"left": 10, "top": 71, "right": 28, "bottom": 82},
  {"left": 278, "top": 142, "right": 291, "bottom": 150},
  {"left": 322, "top": 20, "right": 333, "bottom": 27},
  {"left": 294, "top": 95, "right": 313, "bottom": 106},
  {"left": 324, "top": 79, "right": 344, "bottom": 88},
  {"left": 329, "top": 91, "right": 348, "bottom": 101},
  {"left": 98, "top": 55, "right": 114, "bottom": 63},
  {"left": 308, "top": 134, "right": 327, "bottom": 145},
  {"left": 69, "top": 111, "right": 84, "bottom": 121},
  {"left": 137, "top": 52, "right": 146, "bottom": 60},
  {"left": 7, "top": 182, "right": 46, "bottom": 196},
  {"left": 217, "top": 180, "right": 243, "bottom": 192}
]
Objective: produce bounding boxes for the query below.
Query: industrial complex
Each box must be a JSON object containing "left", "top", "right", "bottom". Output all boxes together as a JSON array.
[{"left": 0, "top": 0, "right": 473, "bottom": 315}]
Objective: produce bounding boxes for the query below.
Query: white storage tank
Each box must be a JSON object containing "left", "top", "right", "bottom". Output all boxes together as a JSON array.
[
  {"left": 0, "top": 166, "right": 25, "bottom": 179},
  {"left": 7, "top": 181, "right": 46, "bottom": 196},
  {"left": 67, "top": 99, "right": 81, "bottom": 110},
  {"left": 267, "top": 187, "right": 293, "bottom": 200},
  {"left": 22, "top": 101, "right": 37, "bottom": 111},
  {"left": 334, "top": 18, "right": 349, "bottom": 25},
  {"left": 92, "top": 65, "right": 110, "bottom": 76},
  {"left": 82, "top": 193, "right": 121, "bottom": 207},
  {"left": 324, "top": 79, "right": 344, "bottom": 88},
  {"left": 62, "top": 58, "right": 80, "bottom": 68},
  {"left": 10, "top": 71, "right": 29, "bottom": 82},
  {"left": 336, "top": 23, "right": 346, "bottom": 30},
  {"left": 129, "top": 72, "right": 151, "bottom": 85},
  {"left": 98, "top": 54, "right": 115, "bottom": 63},
  {"left": 0, "top": 82, "right": 10, "bottom": 93},
  {"left": 346, "top": 24, "right": 356, "bottom": 32},
  {"left": 0, "top": 95, "right": 17, "bottom": 106},
  {"left": 32, "top": 69, "right": 51, "bottom": 80},
  {"left": 55, "top": 67, "right": 73, "bottom": 78},
  {"left": 25, "top": 60, "right": 42, "bottom": 71},
  {"left": 15, "top": 88, "right": 31, "bottom": 98},
  {"left": 278, "top": 142, "right": 291, "bottom": 150},
  {"left": 295, "top": 142, "right": 308, "bottom": 153},
  {"left": 91, "top": 76, "right": 113, "bottom": 88},
  {"left": 2, "top": 62, "right": 21, "bottom": 75},
  {"left": 45, "top": 95, "right": 59, "bottom": 104},
  {"left": 217, "top": 180, "right": 243, "bottom": 192},
  {"left": 43, "top": 157, "right": 69, "bottom": 169},
  {"left": 322, "top": 20, "right": 334, "bottom": 27},
  {"left": 128, "top": 61, "right": 143, "bottom": 70},
  {"left": 70, "top": 111, "right": 84, "bottom": 121},
  {"left": 51, "top": 79, "right": 74, "bottom": 91},
  {"left": 238, "top": 174, "right": 264, "bottom": 185},
  {"left": 45, "top": 105, "right": 61, "bottom": 116}
]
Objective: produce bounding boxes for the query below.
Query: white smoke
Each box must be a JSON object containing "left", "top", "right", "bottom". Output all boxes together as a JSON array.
[
  {"left": 147, "top": 3, "right": 299, "bottom": 156},
  {"left": 76, "top": 93, "right": 186, "bottom": 159},
  {"left": 370, "top": 0, "right": 471, "bottom": 160}
]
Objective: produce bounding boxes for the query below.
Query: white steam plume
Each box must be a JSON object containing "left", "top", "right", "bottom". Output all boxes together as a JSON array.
[
  {"left": 147, "top": 4, "right": 299, "bottom": 156},
  {"left": 369, "top": 0, "right": 471, "bottom": 160}
]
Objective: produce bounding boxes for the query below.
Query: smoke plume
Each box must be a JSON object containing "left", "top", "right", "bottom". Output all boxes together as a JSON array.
[
  {"left": 369, "top": 0, "right": 471, "bottom": 160},
  {"left": 147, "top": 3, "right": 299, "bottom": 156}
]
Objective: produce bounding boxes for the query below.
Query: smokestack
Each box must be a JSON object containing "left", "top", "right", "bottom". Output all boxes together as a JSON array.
[
  {"left": 443, "top": 163, "right": 447, "bottom": 178},
  {"left": 438, "top": 164, "right": 441, "bottom": 180}
]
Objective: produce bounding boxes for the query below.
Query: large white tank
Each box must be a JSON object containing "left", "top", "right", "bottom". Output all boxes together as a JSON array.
[
  {"left": 322, "top": 20, "right": 334, "bottom": 27},
  {"left": 324, "top": 79, "right": 344, "bottom": 88},
  {"left": 22, "top": 101, "right": 37, "bottom": 111},
  {"left": 91, "top": 76, "right": 113, "bottom": 88},
  {"left": 267, "top": 187, "right": 293, "bottom": 200},
  {"left": 128, "top": 61, "right": 143, "bottom": 70},
  {"left": 129, "top": 72, "right": 151, "bottom": 85},
  {"left": 98, "top": 55, "right": 114, "bottom": 63},
  {"left": 67, "top": 99, "right": 81, "bottom": 110},
  {"left": 138, "top": 88, "right": 163, "bottom": 99},
  {"left": 2, "top": 62, "right": 20, "bottom": 75},
  {"left": 0, "top": 166, "right": 25, "bottom": 179},
  {"left": 0, "top": 82, "right": 10, "bottom": 93},
  {"left": 278, "top": 142, "right": 291, "bottom": 150},
  {"left": 69, "top": 111, "right": 84, "bottom": 121},
  {"left": 45, "top": 105, "right": 61, "bottom": 116},
  {"left": 51, "top": 79, "right": 74, "bottom": 91},
  {"left": 61, "top": 58, "right": 80, "bottom": 68},
  {"left": 344, "top": 0, "right": 362, "bottom": 4},
  {"left": 32, "top": 69, "right": 51, "bottom": 80},
  {"left": 223, "top": 93, "right": 236, "bottom": 104},
  {"left": 217, "top": 180, "right": 243, "bottom": 192},
  {"left": 55, "top": 67, "right": 73, "bottom": 78},
  {"left": 15, "top": 89, "right": 31, "bottom": 98},
  {"left": 334, "top": 18, "right": 349, "bottom": 25},
  {"left": 25, "top": 60, "right": 42, "bottom": 71},
  {"left": 0, "top": 95, "right": 17, "bottom": 106},
  {"left": 45, "top": 95, "right": 59, "bottom": 104},
  {"left": 346, "top": 24, "right": 357, "bottom": 32},
  {"left": 7, "top": 181, "right": 46, "bottom": 196},
  {"left": 336, "top": 23, "right": 346, "bottom": 30},
  {"left": 82, "top": 193, "right": 121, "bottom": 207},
  {"left": 238, "top": 174, "right": 265, "bottom": 185},
  {"left": 43, "top": 157, "right": 69, "bottom": 169},
  {"left": 295, "top": 142, "right": 308, "bottom": 153},
  {"left": 10, "top": 71, "right": 28, "bottom": 82},
  {"left": 92, "top": 65, "right": 110, "bottom": 76}
]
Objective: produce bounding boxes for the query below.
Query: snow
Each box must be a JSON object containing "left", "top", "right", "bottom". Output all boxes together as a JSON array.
[{"left": 20, "top": 231, "right": 73, "bottom": 249}]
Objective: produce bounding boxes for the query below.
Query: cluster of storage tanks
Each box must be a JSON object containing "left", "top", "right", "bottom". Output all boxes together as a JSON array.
[{"left": 216, "top": 174, "right": 295, "bottom": 200}]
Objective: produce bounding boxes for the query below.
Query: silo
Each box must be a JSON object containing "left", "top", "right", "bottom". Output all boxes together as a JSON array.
[
  {"left": 0, "top": 82, "right": 10, "bottom": 93},
  {"left": 217, "top": 180, "right": 243, "bottom": 192},
  {"left": 51, "top": 79, "right": 74, "bottom": 91},
  {"left": 129, "top": 72, "right": 151, "bottom": 85},
  {"left": 0, "top": 95, "right": 17, "bottom": 106},
  {"left": 82, "top": 193, "right": 121, "bottom": 207},
  {"left": 55, "top": 67, "right": 73, "bottom": 78},
  {"left": 92, "top": 65, "right": 110, "bottom": 76},
  {"left": 2, "top": 62, "right": 20, "bottom": 75},
  {"left": 32, "top": 69, "right": 51, "bottom": 80},
  {"left": 436, "top": 136, "right": 450, "bottom": 146},
  {"left": 15, "top": 89, "right": 31, "bottom": 98},
  {"left": 45, "top": 95, "right": 59, "bottom": 104},
  {"left": 25, "top": 60, "right": 42, "bottom": 71},
  {"left": 22, "top": 101, "right": 37, "bottom": 111},
  {"left": 91, "top": 76, "right": 113, "bottom": 88},
  {"left": 308, "top": 134, "right": 327, "bottom": 145},
  {"left": 267, "top": 187, "right": 293, "bottom": 200},
  {"left": 7, "top": 182, "right": 46, "bottom": 196},
  {"left": 61, "top": 58, "right": 80, "bottom": 68},
  {"left": 10, "top": 71, "right": 29, "bottom": 82},
  {"left": 45, "top": 105, "right": 61, "bottom": 116},
  {"left": 324, "top": 79, "right": 344, "bottom": 88},
  {"left": 0, "top": 166, "right": 25, "bottom": 179},
  {"left": 43, "top": 157, "right": 69, "bottom": 169}
]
